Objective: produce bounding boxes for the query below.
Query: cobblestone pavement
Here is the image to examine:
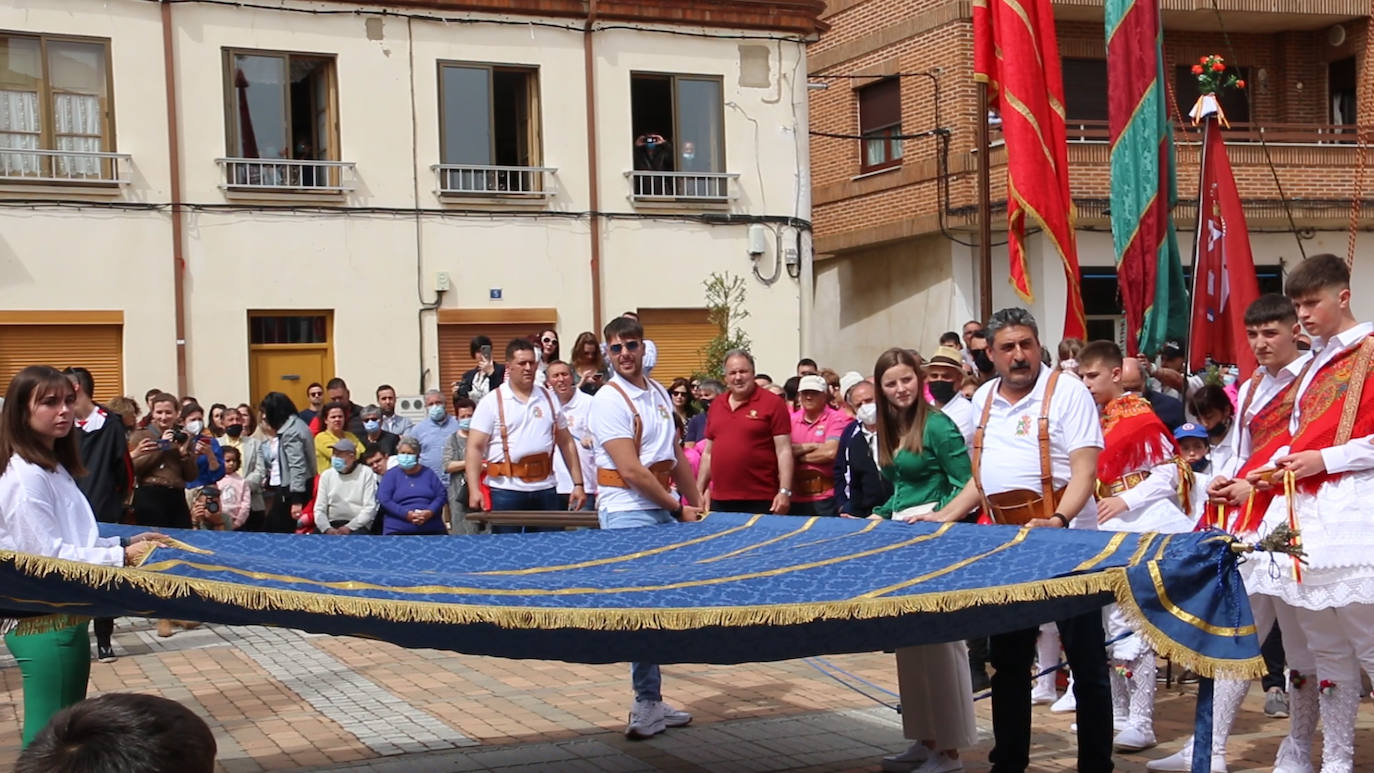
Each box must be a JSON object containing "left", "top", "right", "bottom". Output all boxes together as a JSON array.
[{"left": 3, "top": 620, "right": 1372, "bottom": 771}]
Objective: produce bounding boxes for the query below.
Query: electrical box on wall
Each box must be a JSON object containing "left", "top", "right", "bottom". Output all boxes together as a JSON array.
[
  {"left": 747, "top": 224, "right": 767, "bottom": 255},
  {"left": 435, "top": 272, "right": 451, "bottom": 291}
]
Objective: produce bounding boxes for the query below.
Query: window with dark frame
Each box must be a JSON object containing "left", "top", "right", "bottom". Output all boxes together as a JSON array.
[
  {"left": 224, "top": 50, "right": 337, "bottom": 162},
  {"left": 0, "top": 33, "right": 113, "bottom": 179},
  {"left": 439, "top": 63, "right": 539, "bottom": 167},
  {"left": 858, "top": 78, "right": 902, "bottom": 171},
  {"left": 249, "top": 315, "right": 329, "bottom": 345},
  {"left": 629, "top": 72, "right": 726, "bottom": 198}
]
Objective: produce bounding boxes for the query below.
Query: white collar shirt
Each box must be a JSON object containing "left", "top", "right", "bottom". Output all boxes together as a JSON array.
[
  {"left": 1278, "top": 322, "right": 1374, "bottom": 475},
  {"left": 972, "top": 365, "right": 1104, "bottom": 526},
  {"left": 588, "top": 374, "right": 677, "bottom": 514},
  {"left": 470, "top": 384, "right": 567, "bottom": 492},
  {"left": 1220, "top": 352, "right": 1312, "bottom": 477},
  {"left": 554, "top": 390, "right": 599, "bottom": 495},
  {"left": 75, "top": 406, "right": 107, "bottom": 433},
  {"left": 0, "top": 454, "right": 123, "bottom": 566}
]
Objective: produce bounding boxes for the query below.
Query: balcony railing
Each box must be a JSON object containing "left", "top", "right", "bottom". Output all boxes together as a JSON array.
[
  {"left": 217, "top": 158, "right": 356, "bottom": 193},
  {"left": 1060, "top": 120, "right": 1360, "bottom": 145},
  {"left": 626, "top": 170, "right": 738, "bottom": 203},
  {"left": 0, "top": 147, "right": 132, "bottom": 184},
  {"left": 433, "top": 164, "right": 556, "bottom": 198}
]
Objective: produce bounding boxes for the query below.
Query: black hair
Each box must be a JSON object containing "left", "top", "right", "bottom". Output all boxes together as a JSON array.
[
  {"left": 603, "top": 316, "right": 643, "bottom": 342},
  {"left": 376, "top": 384, "right": 395, "bottom": 396},
  {"left": 15, "top": 692, "right": 217, "bottom": 773},
  {"left": 320, "top": 401, "right": 347, "bottom": 422},
  {"left": 62, "top": 366, "right": 94, "bottom": 397},
  {"left": 1187, "top": 384, "right": 1234, "bottom": 419},
  {"left": 1077, "top": 340, "right": 1124, "bottom": 370},
  {"left": 469, "top": 335, "right": 492, "bottom": 358},
  {"left": 259, "top": 392, "right": 300, "bottom": 431},
  {"left": 755, "top": 373, "right": 772, "bottom": 383},
  {"left": 783, "top": 375, "right": 801, "bottom": 403},
  {"left": 505, "top": 337, "right": 536, "bottom": 362},
  {"left": 325, "top": 377, "right": 348, "bottom": 391},
  {"left": 796, "top": 357, "right": 818, "bottom": 369},
  {"left": 1244, "top": 293, "right": 1300, "bottom": 327},
  {"left": 938, "top": 331, "right": 961, "bottom": 347},
  {"left": 306, "top": 382, "right": 323, "bottom": 392},
  {"left": 453, "top": 397, "right": 477, "bottom": 413}
]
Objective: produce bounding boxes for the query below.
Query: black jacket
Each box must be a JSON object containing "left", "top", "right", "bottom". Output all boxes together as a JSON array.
[
  {"left": 457, "top": 365, "right": 506, "bottom": 401},
  {"left": 74, "top": 407, "right": 132, "bottom": 524},
  {"left": 1144, "top": 388, "right": 1186, "bottom": 431},
  {"left": 832, "top": 420, "right": 894, "bottom": 517}
]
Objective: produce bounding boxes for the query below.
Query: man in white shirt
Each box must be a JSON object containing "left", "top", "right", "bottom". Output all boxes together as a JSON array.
[
  {"left": 917, "top": 308, "right": 1112, "bottom": 773},
  {"left": 924, "top": 345, "right": 976, "bottom": 445},
  {"left": 589, "top": 316, "right": 703, "bottom": 741},
  {"left": 314, "top": 439, "right": 378, "bottom": 535},
  {"left": 467, "top": 338, "right": 586, "bottom": 533},
  {"left": 547, "top": 360, "right": 599, "bottom": 511}
]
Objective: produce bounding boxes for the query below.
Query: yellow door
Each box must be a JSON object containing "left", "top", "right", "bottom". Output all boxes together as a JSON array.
[{"left": 249, "top": 346, "right": 329, "bottom": 409}]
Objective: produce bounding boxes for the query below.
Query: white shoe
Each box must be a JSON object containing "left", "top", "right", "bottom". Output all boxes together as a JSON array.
[
  {"left": 661, "top": 701, "right": 691, "bottom": 728},
  {"left": 625, "top": 699, "right": 666, "bottom": 739},
  {"left": 1114, "top": 724, "right": 1158, "bottom": 752},
  {"left": 1031, "top": 685, "right": 1058, "bottom": 705},
  {"left": 1272, "top": 735, "right": 1315, "bottom": 773},
  {"left": 1050, "top": 690, "right": 1076, "bottom": 713},
  {"left": 881, "top": 742, "right": 931, "bottom": 773},
  {"left": 1145, "top": 747, "right": 1226, "bottom": 772},
  {"left": 912, "top": 753, "right": 963, "bottom": 773},
  {"left": 1113, "top": 713, "right": 1129, "bottom": 732}
]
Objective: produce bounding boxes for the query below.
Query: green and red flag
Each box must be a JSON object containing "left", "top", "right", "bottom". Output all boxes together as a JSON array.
[
  {"left": 1107, "top": 0, "right": 1188, "bottom": 356},
  {"left": 973, "top": 0, "right": 1087, "bottom": 339}
]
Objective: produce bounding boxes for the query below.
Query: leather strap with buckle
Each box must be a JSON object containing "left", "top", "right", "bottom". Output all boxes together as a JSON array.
[
  {"left": 971, "top": 369, "right": 1063, "bottom": 525},
  {"left": 1096, "top": 470, "right": 1150, "bottom": 499},
  {"left": 598, "top": 460, "right": 674, "bottom": 491},
  {"left": 486, "top": 453, "right": 555, "bottom": 483}
]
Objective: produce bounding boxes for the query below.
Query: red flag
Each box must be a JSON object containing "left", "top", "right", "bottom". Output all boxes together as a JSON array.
[
  {"left": 1188, "top": 112, "right": 1260, "bottom": 373},
  {"left": 973, "top": 0, "right": 1087, "bottom": 339}
]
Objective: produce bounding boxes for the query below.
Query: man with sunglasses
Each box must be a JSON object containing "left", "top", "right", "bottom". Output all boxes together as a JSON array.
[
  {"left": 300, "top": 383, "right": 324, "bottom": 425},
  {"left": 589, "top": 316, "right": 704, "bottom": 739}
]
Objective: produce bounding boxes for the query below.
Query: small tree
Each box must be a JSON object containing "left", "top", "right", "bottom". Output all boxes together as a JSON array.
[{"left": 698, "top": 272, "right": 752, "bottom": 380}]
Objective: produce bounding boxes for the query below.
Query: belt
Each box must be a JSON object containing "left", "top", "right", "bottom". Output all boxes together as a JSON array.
[
  {"left": 597, "top": 460, "right": 674, "bottom": 491},
  {"left": 795, "top": 469, "right": 832, "bottom": 497},
  {"left": 486, "top": 453, "right": 554, "bottom": 483},
  {"left": 1096, "top": 470, "right": 1150, "bottom": 499},
  {"left": 985, "top": 487, "right": 1067, "bottom": 526}
]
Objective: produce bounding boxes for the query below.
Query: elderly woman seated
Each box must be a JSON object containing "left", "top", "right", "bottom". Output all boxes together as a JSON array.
[{"left": 377, "top": 436, "right": 447, "bottom": 535}]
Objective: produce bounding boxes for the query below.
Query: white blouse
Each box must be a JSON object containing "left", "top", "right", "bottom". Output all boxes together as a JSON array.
[{"left": 0, "top": 453, "right": 124, "bottom": 566}]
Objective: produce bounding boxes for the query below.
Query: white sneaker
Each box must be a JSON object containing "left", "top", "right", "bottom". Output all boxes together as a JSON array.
[
  {"left": 1114, "top": 712, "right": 1129, "bottom": 732},
  {"left": 1113, "top": 724, "right": 1158, "bottom": 752},
  {"left": 1145, "top": 747, "right": 1226, "bottom": 772},
  {"left": 1031, "top": 685, "right": 1058, "bottom": 705},
  {"left": 625, "top": 698, "right": 667, "bottom": 739},
  {"left": 661, "top": 701, "right": 692, "bottom": 728},
  {"left": 912, "top": 753, "right": 963, "bottom": 773},
  {"left": 881, "top": 742, "right": 931, "bottom": 773},
  {"left": 1050, "top": 690, "right": 1077, "bottom": 713}
]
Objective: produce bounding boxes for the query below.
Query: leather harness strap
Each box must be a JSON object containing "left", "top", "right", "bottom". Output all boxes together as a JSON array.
[
  {"left": 971, "top": 369, "right": 1062, "bottom": 522},
  {"left": 599, "top": 381, "right": 673, "bottom": 492},
  {"left": 489, "top": 385, "right": 557, "bottom": 481}
]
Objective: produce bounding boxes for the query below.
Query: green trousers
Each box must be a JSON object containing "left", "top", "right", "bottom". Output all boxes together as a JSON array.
[{"left": 4, "top": 622, "right": 91, "bottom": 747}]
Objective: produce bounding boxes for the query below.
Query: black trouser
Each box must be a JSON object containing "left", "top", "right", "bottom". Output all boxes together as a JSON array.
[
  {"left": 989, "top": 611, "right": 1114, "bottom": 773},
  {"left": 93, "top": 617, "right": 114, "bottom": 648},
  {"left": 711, "top": 499, "right": 774, "bottom": 514},
  {"left": 788, "top": 497, "right": 836, "bottom": 516},
  {"left": 1261, "top": 624, "right": 1287, "bottom": 693},
  {"left": 132, "top": 485, "right": 191, "bottom": 530},
  {"left": 265, "top": 488, "right": 298, "bottom": 534},
  {"left": 240, "top": 509, "right": 266, "bottom": 532}
]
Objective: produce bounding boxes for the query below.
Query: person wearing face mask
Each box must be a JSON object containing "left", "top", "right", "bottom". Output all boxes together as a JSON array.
[
  {"left": 443, "top": 397, "right": 480, "bottom": 534},
  {"left": 923, "top": 346, "right": 976, "bottom": 445},
  {"left": 217, "top": 407, "right": 266, "bottom": 532},
  {"left": 313, "top": 439, "right": 378, "bottom": 535},
  {"left": 179, "top": 403, "right": 225, "bottom": 494},
  {"left": 378, "top": 437, "right": 446, "bottom": 535},
  {"left": 1185, "top": 384, "right": 1237, "bottom": 476},
  {"left": 412, "top": 389, "right": 460, "bottom": 489},
  {"left": 358, "top": 404, "right": 399, "bottom": 458},
  {"left": 832, "top": 380, "right": 893, "bottom": 519},
  {"left": 966, "top": 330, "right": 995, "bottom": 380},
  {"left": 682, "top": 379, "right": 723, "bottom": 448}
]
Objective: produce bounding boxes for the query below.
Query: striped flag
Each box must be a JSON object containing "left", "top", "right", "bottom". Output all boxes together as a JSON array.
[
  {"left": 1107, "top": 0, "right": 1189, "bottom": 356},
  {"left": 974, "top": 0, "right": 1087, "bottom": 339}
]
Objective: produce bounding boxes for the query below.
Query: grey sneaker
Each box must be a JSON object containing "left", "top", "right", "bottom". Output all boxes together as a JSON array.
[
  {"left": 661, "top": 701, "right": 692, "bottom": 728},
  {"left": 1264, "top": 687, "right": 1290, "bottom": 718}
]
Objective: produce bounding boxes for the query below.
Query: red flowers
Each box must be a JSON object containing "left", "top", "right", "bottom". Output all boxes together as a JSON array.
[
  {"left": 1192, "top": 53, "right": 1242, "bottom": 96},
  {"left": 1235, "top": 79, "right": 1246, "bottom": 89},
  {"left": 1192, "top": 64, "right": 1204, "bottom": 75},
  {"left": 1211, "top": 62, "right": 1225, "bottom": 72}
]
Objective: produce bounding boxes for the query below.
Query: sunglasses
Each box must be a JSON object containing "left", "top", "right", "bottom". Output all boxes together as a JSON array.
[
  {"left": 608, "top": 340, "right": 642, "bottom": 355},
  {"left": 542, "top": 337, "right": 557, "bottom": 344},
  {"left": 671, "top": 390, "right": 689, "bottom": 397},
  {"left": 308, "top": 392, "right": 323, "bottom": 398}
]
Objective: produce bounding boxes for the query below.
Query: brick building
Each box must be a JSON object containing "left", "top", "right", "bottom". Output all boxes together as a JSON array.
[{"left": 807, "top": 0, "right": 1372, "bottom": 368}]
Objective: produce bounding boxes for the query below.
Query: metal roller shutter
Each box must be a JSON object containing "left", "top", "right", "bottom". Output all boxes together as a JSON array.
[
  {"left": 635, "top": 308, "right": 718, "bottom": 383},
  {"left": 0, "top": 324, "right": 124, "bottom": 402}
]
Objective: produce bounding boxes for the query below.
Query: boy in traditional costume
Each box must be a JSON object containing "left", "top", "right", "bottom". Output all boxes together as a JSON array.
[
  {"left": 1077, "top": 341, "right": 1195, "bottom": 753},
  {"left": 1247, "top": 254, "right": 1374, "bottom": 773},
  {"left": 1150, "top": 294, "right": 1317, "bottom": 773}
]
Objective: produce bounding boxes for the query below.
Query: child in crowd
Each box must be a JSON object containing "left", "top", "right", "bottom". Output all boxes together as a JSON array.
[
  {"left": 218, "top": 446, "right": 251, "bottom": 530},
  {"left": 1173, "top": 423, "right": 1213, "bottom": 520}
]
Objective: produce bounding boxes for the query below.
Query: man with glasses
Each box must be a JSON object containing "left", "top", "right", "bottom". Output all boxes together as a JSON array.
[
  {"left": 588, "top": 316, "right": 703, "bottom": 738},
  {"left": 300, "top": 383, "right": 325, "bottom": 425}
]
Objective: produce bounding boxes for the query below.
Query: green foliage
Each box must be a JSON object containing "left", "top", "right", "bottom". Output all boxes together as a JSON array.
[{"left": 697, "top": 272, "right": 752, "bottom": 380}]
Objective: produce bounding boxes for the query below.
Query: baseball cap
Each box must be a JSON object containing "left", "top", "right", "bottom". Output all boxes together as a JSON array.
[
  {"left": 927, "top": 345, "right": 963, "bottom": 371},
  {"left": 329, "top": 438, "right": 358, "bottom": 454},
  {"left": 798, "top": 374, "right": 828, "bottom": 394},
  {"left": 1173, "top": 423, "right": 1208, "bottom": 442},
  {"left": 838, "top": 371, "right": 864, "bottom": 400}
]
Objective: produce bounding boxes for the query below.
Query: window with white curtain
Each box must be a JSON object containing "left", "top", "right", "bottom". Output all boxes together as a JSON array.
[{"left": 0, "top": 34, "right": 111, "bottom": 180}]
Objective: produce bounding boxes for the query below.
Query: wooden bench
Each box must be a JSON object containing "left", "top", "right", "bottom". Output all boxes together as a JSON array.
[{"left": 465, "top": 510, "right": 600, "bottom": 530}]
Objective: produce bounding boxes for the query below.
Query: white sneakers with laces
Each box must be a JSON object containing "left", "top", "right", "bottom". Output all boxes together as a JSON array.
[{"left": 625, "top": 699, "right": 692, "bottom": 739}]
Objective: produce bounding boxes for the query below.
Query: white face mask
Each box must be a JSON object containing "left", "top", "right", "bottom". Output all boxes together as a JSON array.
[
  {"left": 856, "top": 403, "right": 878, "bottom": 426},
  {"left": 185, "top": 419, "right": 204, "bottom": 435}
]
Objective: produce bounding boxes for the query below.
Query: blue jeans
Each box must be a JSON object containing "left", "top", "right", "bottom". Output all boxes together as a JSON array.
[
  {"left": 488, "top": 486, "right": 560, "bottom": 534},
  {"left": 601, "top": 507, "right": 676, "bottom": 701}
]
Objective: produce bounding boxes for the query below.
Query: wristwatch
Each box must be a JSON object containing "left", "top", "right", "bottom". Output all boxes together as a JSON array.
[
  {"left": 1050, "top": 513, "right": 1071, "bottom": 527},
  {"left": 778, "top": 487, "right": 792, "bottom": 496}
]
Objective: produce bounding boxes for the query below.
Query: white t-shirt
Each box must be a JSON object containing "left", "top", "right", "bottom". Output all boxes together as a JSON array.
[
  {"left": 937, "top": 395, "right": 977, "bottom": 446},
  {"left": 971, "top": 365, "right": 1105, "bottom": 526},
  {"left": 0, "top": 454, "right": 124, "bottom": 566},
  {"left": 471, "top": 384, "right": 568, "bottom": 492},
  {"left": 554, "top": 390, "right": 599, "bottom": 495},
  {"left": 589, "top": 374, "right": 678, "bottom": 514}
]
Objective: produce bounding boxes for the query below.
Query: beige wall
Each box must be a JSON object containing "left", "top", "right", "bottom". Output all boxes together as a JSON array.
[{"left": 0, "top": 0, "right": 810, "bottom": 400}]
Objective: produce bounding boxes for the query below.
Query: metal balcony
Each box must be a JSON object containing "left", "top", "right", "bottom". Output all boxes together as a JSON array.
[
  {"left": 1060, "top": 120, "right": 1360, "bottom": 145},
  {"left": 626, "top": 170, "right": 738, "bottom": 203},
  {"left": 433, "top": 164, "right": 556, "bottom": 198},
  {"left": 0, "top": 147, "right": 132, "bottom": 184},
  {"left": 217, "top": 158, "right": 356, "bottom": 193}
]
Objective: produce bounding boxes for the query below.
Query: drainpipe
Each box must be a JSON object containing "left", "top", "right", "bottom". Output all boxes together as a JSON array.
[
  {"left": 583, "top": 0, "right": 604, "bottom": 331},
  {"left": 160, "top": 0, "right": 188, "bottom": 395}
]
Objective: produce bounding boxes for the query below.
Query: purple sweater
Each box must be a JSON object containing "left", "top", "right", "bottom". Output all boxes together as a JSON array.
[{"left": 377, "top": 465, "right": 447, "bottom": 535}]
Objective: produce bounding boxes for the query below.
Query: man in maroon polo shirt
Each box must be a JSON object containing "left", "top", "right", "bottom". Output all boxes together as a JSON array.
[{"left": 696, "top": 349, "right": 794, "bottom": 514}]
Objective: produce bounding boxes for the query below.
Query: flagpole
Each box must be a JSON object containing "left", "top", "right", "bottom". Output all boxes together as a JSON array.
[
  {"left": 1187, "top": 115, "right": 1211, "bottom": 371},
  {"left": 977, "top": 81, "right": 994, "bottom": 322}
]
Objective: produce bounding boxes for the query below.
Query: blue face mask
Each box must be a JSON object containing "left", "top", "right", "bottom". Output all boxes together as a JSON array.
[
  {"left": 363, "top": 419, "right": 380, "bottom": 433},
  {"left": 331, "top": 457, "right": 347, "bottom": 472},
  {"left": 396, "top": 453, "right": 418, "bottom": 469},
  {"left": 428, "top": 404, "right": 446, "bottom": 422},
  {"left": 457, "top": 418, "right": 471, "bottom": 431}
]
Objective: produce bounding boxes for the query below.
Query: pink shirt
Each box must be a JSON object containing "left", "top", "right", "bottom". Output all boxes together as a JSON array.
[{"left": 789, "top": 405, "right": 849, "bottom": 502}]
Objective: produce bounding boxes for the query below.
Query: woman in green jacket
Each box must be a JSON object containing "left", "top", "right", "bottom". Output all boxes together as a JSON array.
[{"left": 871, "top": 347, "right": 977, "bottom": 773}]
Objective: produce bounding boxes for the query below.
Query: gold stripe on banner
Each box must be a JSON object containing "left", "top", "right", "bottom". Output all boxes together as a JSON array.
[
  {"left": 858, "top": 527, "right": 1032, "bottom": 598},
  {"left": 1146, "top": 561, "right": 1256, "bottom": 638},
  {"left": 1071, "top": 531, "right": 1131, "bottom": 573},
  {"left": 697, "top": 517, "right": 819, "bottom": 564}
]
